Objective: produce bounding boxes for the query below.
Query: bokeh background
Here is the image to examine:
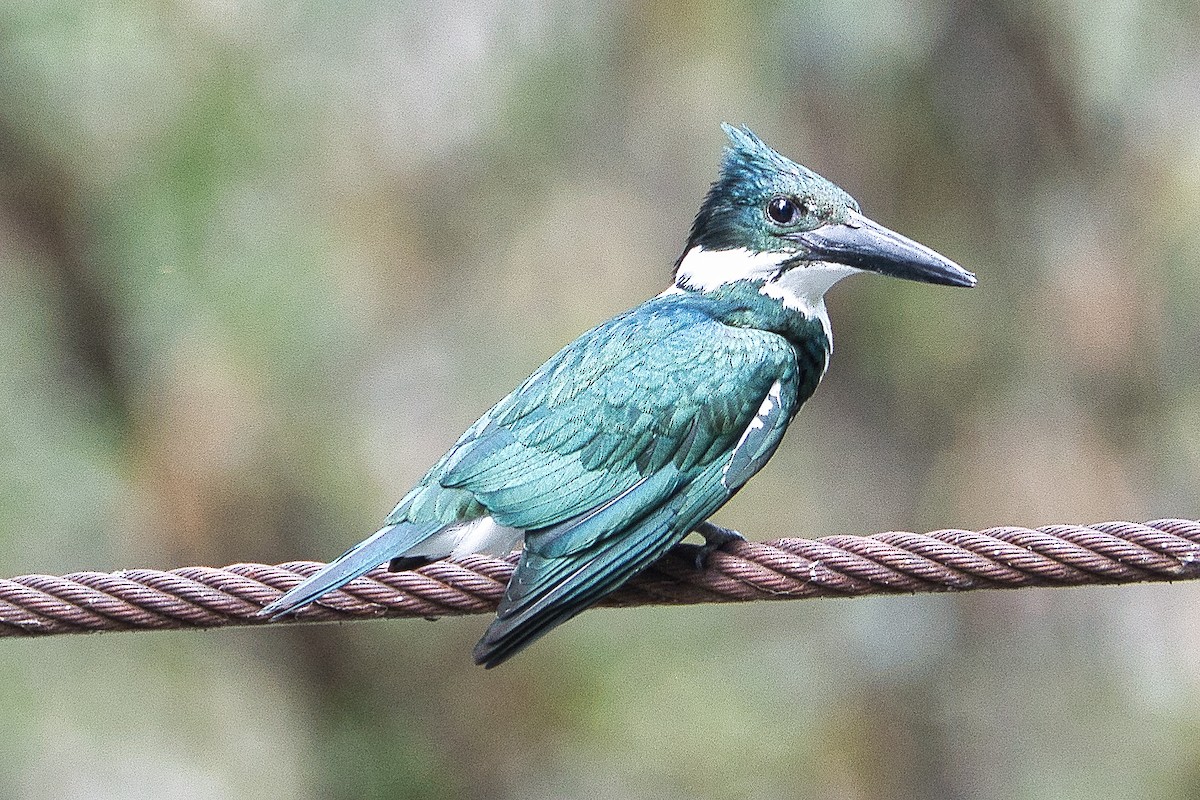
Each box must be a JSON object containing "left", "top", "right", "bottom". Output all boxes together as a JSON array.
[{"left": 2, "top": 1, "right": 1199, "bottom": 798}]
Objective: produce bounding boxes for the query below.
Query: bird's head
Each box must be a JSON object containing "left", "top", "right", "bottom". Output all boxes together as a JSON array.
[{"left": 673, "top": 125, "right": 975, "bottom": 315}]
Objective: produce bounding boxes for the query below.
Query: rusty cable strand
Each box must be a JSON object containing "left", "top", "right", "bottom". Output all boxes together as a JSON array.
[{"left": 0, "top": 518, "right": 1197, "bottom": 638}]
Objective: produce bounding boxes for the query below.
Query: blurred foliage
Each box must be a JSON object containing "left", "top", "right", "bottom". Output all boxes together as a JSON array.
[{"left": 1, "top": 1, "right": 1200, "bottom": 798}]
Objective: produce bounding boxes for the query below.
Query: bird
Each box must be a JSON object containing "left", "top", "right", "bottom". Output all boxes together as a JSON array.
[{"left": 260, "top": 124, "right": 976, "bottom": 667}]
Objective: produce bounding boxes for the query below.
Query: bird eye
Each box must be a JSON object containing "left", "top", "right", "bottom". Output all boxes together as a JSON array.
[{"left": 767, "top": 196, "right": 800, "bottom": 225}]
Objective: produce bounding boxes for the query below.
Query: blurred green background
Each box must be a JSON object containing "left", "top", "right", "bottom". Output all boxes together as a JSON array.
[{"left": 2, "top": 1, "right": 1200, "bottom": 798}]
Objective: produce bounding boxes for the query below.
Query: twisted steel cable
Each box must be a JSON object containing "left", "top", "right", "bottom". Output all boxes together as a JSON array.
[{"left": 0, "top": 518, "right": 1197, "bottom": 638}]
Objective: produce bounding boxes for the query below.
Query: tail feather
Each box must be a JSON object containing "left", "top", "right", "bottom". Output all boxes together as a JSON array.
[
  {"left": 472, "top": 504, "right": 681, "bottom": 668},
  {"left": 260, "top": 522, "right": 442, "bottom": 619}
]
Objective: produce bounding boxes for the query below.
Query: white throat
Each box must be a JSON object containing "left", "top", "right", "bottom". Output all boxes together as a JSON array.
[{"left": 667, "top": 245, "right": 859, "bottom": 337}]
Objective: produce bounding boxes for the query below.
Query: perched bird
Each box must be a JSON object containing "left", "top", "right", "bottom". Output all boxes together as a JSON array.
[{"left": 261, "top": 124, "right": 975, "bottom": 667}]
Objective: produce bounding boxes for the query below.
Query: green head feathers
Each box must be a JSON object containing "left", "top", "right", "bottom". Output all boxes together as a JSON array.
[{"left": 683, "top": 124, "right": 860, "bottom": 255}]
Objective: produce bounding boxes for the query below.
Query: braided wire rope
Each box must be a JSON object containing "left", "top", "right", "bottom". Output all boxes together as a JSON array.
[{"left": 0, "top": 519, "right": 1197, "bottom": 638}]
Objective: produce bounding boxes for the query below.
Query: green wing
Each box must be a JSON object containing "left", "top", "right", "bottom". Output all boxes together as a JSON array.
[
  {"left": 471, "top": 314, "right": 802, "bottom": 666},
  {"left": 391, "top": 301, "right": 797, "bottom": 545},
  {"left": 384, "top": 296, "right": 809, "bottom": 667}
]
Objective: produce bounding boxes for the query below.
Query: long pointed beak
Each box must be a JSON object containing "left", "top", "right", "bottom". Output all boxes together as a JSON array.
[{"left": 787, "top": 209, "right": 976, "bottom": 288}]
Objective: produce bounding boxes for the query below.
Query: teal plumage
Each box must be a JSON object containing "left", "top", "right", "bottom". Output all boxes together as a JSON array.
[
  {"left": 383, "top": 291, "right": 825, "bottom": 666},
  {"left": 397, "top": 293, "right": 820, "bottom": 531},
  {"left": 260, "top": 125, "right": 975, "bottom": 667}
]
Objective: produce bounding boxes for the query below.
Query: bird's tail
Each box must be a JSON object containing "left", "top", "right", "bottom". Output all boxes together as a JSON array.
[{"left": 259, "top": 522, "right": 442, "bottom": 619}]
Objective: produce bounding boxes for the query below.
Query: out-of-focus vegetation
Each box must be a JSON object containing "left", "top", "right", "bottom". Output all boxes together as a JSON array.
[{"left": 2, "top": 1, "right": 1199, "bottom": 798}]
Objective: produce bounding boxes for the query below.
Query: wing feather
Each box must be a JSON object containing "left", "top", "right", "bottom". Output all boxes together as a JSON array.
[{"left": 380, "top": 298, "right": 805, "bottom": 667}]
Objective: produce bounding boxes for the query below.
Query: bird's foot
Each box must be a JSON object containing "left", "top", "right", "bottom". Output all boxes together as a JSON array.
[{"left": 680, "top": 522, "right": 747, "bottom": 570}]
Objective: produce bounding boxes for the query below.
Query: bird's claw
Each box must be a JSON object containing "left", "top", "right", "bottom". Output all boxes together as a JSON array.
[{"left": 683, "top": 522, "right": 747, "bottom": 570}]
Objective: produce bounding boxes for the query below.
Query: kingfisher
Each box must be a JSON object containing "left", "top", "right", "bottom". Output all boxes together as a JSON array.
[{"left": 261, "top": 124, "right": 975, "bottom": 667}]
